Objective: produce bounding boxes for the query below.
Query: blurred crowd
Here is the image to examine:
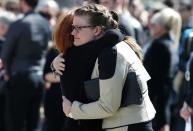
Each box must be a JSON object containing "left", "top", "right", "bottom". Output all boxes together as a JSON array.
[{"left": 0, "top": 0, "right": 193, "bottom": 131}]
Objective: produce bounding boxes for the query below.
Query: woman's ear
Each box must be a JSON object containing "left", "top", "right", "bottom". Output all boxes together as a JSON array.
[{"left": 93, "top": 26, "right": 103, "bottom": 36}]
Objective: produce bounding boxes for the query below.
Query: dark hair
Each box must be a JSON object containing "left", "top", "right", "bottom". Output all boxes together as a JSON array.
[
  {"left": 164, "top": 0, "right": 174, "bottom": 8},
  {"left": 92, "top": 0, "right": 99, "bottom": 4},
  {"left": 39, "top": 11, "right": 52, "bottom": 20},
  {"left": 24, "top": 0, "right": 38, "bottom": 9},
  {"left": 74, "top": 4, "right": 119, "bottom": 31}
]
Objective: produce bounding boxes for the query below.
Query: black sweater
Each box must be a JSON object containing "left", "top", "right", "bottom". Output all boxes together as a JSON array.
[{"left": 143, "top": 33, "right": 174, "bottom": 129}]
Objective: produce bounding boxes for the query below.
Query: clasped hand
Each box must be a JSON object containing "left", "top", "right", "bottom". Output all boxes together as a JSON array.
[
  {"left": 62, "top": 96, "right": 72, "bottom": 116},
  {"left": 52, "top": 53, "right": 65, "bottom": 75},
  {"left": 180, "top": 102, "right": 193, "bottom": 121}
]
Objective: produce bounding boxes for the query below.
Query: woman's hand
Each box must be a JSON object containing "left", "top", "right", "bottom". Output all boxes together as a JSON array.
[
  {"left": 160, "top": 124, "right": 170, "bottom": 131},
  {"left": 0, "top": 58, "right": 3, "bottom": 69},
  {"left": 62, "top": 96, "right": 72, "bottom": 116},
  {"left": 180, "top": 102, "right": 192, "bottom": 121},
  {"left": 52, "top": 53, "right": 65, "bottom": 75}
]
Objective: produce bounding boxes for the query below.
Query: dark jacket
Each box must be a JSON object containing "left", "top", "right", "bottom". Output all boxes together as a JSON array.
[
  {"left": 179, "top": 28, "right": 193, "bottom": 72},
  {"left": 184, "top": 53, "right": 193, "bottom": 108},
  {"left": 0, "top": 37, "right": 5, "bottom": 54},
  {"left": 43, "top": 47, "right": 65, "bottom": 131},
  {"left": 143, "top": 33, "right": 176, "bottom": 129},
  {"left": 1, "top": 11, "right": 50, "bottom": 75}
]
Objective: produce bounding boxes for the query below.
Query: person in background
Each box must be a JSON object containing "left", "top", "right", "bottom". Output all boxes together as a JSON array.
[
  {"left": 0, "top": 11, "right": 16, "bottom": 53},
  {"left": 36, "top": 0, "right": 60, "bottom": 32},
  {"left": 180, "top": 35, "right": 193, "bottom": 123},
  {"left": 0, "top": 10, "right": 16, "bottom": 131},
  {"left": 142, "top": 1, "right": 167, "bottom": 51},
  {"left": 143, "top": 8, "right": 181, "bottom": 131},
  {"left": 178, "top": 19, "right": 193, "bottom": 130},
  {"left": 52, "top": 4, "right": 155, "bottom": 131},
  {"left": 42, "top": 10, "right": 71, "bottom": 131},
  {"left": 128, "top": 0, "right": 148, "bottom": 27},
  {"left": 171, "top": 1, "right": 193, "bottom": 130},
  {"left": 178, "top": 0, "right": 193, "bottom": 74},
  {"left": 43, "top": 41, "right": 66, "bottom": 131},
  {"left": 36, "top": 1, "right": 65, "bottom": 131},
  {"left": 99, "top": 0, "right": 143, "bottom": 46},
  {"left": 0, "top": 0, "right": 50, "bottom": 130},
  {"left": 177, "top": 0, "right": 193, "bottom": 74},
  {"left": 4, "top": 1, "right": 21, "bottom": 16}
]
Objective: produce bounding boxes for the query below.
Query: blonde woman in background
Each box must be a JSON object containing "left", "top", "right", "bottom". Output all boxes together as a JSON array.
[{"left": 143, "top": 8, "right": 181, "bottom": 131}]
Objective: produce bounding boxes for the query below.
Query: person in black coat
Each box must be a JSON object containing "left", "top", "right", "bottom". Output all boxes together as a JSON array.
[
  {"left": 0, "top": 11, "right": 16, "bottom": 131},
  {"left": 143, "top": 8, "right": 181, "bottom": 131},
  {"left": 180, "top": 52, "right": 193, "bottom": 119},
  {"left": 36, "top": 3, "right": 65, "bottom": 131},
  {"left": 0, "top": 0, "right": 50, "bottom": 130},
  {"left": 180, "top": 28, "right": 193, "bottom": 122},
  {"left": 43, "top": 47, "right": 66, "bottom": 131}
]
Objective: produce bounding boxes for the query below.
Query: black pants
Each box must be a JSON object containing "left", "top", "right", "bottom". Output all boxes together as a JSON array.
[
  {"left": 127, "top": 121, "right": 154, "bottom": 131},
  {"left": 43, "top": 84, "right": 66, "bottom": 131},
  {"left": 0, "top": 93, "right": 5, "bottom": 131},
  {"left": 5, "top": 71, "right": 44, "bottom": 131},
  {"left": 0, "top": 78, "right": 8, "bottom": 131},
  {"left": 104, "top": 121, "right": 153, "bottom": 131},
  {"left": 63, "top": 118, "right": 103, "bottom": 131}
]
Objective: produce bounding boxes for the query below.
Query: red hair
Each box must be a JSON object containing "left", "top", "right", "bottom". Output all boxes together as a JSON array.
[{"left": 53, "top": 10, "right": 74, "bottom": 54}]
